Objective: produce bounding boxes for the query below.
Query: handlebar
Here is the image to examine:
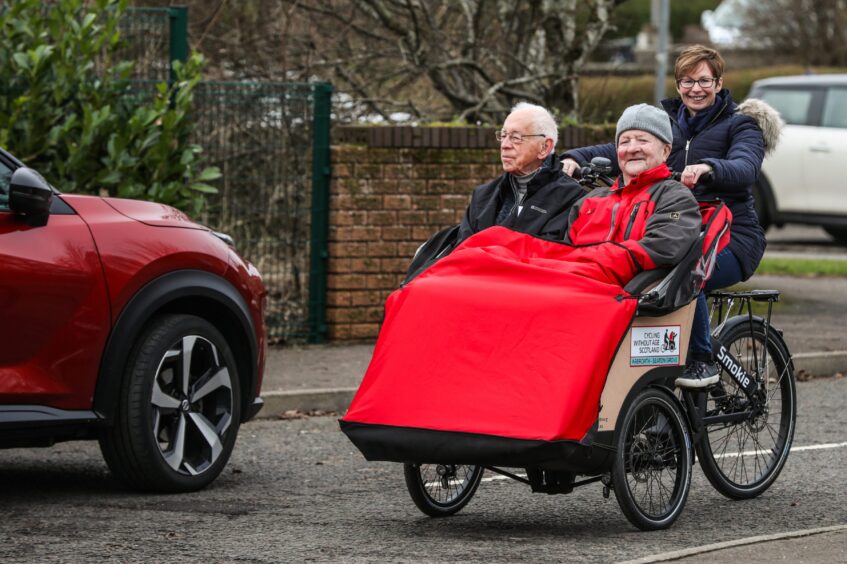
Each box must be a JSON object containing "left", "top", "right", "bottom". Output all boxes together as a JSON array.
[
  {"left": 571, "top": 156, "right": 615, "bottom": 189},
  {"left": 570, "top": 156, "right": 713, "bottom": 190}
]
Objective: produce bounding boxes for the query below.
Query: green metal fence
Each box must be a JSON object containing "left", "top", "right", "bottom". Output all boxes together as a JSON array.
[
  {"left": 193, "top": 81, "right": 332, "bottom": 342},
  {"left": 116, "top": 7, "right": 172, "bottom": 81},
  {"left": 124, "top": 7, "right": 331, "bottom": 343}
]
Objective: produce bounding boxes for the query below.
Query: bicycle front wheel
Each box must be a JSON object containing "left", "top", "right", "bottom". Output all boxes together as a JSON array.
[
  {"left": 403, "top": 463, "right": 483, "bottom": 517},
  {"left": 612, "top": 388, "right": 692, "bottom": 531},
  {"left": 696, "top": 319, "right": 797, "bottom": 499}
]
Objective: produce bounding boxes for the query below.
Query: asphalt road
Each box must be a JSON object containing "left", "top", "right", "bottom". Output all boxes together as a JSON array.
[
  {"left": 765, "top": 224, "right": 847, "bottom": 258},
  {"left": 766, "top": 224, "right": 834, "bottom": 245},
  {"left": 1, "top": 377, "right": 845, "bottom": 563}
]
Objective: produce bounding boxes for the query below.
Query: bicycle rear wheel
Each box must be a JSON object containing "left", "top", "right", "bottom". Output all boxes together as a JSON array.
[{"left": 696, "top": 319, "right": 796, "bottom": 499}]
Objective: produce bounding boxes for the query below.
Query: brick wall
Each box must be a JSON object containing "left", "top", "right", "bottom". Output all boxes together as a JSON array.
[
  {"left": 326, "top": 145, "right": 500, "bottom": 340},
  {"left": 325, "top": 125, "right": 615, "bottom": 341}
]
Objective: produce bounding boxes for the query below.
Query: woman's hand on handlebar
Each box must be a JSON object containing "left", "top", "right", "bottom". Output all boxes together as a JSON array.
[
  {"left": 679, "top": 163, "right": 713, "bottom": 188},
  {"left": 562, "top": 157, "right": 580, "bottom": 177}
]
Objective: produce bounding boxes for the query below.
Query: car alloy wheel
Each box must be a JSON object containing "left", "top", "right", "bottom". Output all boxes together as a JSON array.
[
  {"left": 99, "top": 314, "right": 242, "bottom": 492},
  {"left": 151, "top": 334, "right": 234, "bottom": 476}
]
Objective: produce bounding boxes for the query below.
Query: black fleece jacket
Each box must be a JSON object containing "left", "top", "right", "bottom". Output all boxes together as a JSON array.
[{"left": 457, "top": 153, "right": 585, "bottom": 243}]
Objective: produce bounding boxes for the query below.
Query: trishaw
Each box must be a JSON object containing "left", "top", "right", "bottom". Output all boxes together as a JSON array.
[{"left": 341, "top": 160, "right": 797, "bottom": 530}]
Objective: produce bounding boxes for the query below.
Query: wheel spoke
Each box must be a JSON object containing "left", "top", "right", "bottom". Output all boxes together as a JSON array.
[
  {"left": 152, "top": 408, "right": 161, "bottom": 439},
  {"left": 180, "top": 336, "right": 198, "bottom": 396},
  {"left": 418, "top": 464, "right": 476, "bottom": 505},
  {"left": 188, "top": 412, "right": 223, "bottom": 461},
  {"left": 163, "top": 414, "right": 187, "bottom": 472},
  {"left": 183, "top": 461, "right": 200, "bottom": 476},
  {"left": 152, "top": 379, "right": 181, "bottom": 409},
  {"left": 191, "top": 366, "right": 231, "bottom": 402}
]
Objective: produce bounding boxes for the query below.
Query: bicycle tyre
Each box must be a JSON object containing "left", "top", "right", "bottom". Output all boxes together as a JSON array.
[
  {"left": 612, "top": 388, "right": 692, "bottom": 531},
  {"left": 403, "top": 463, "right": 483, "bottom": 517},
  {"left": 696, "top": 319, "right": 796, "bottom": 499}
]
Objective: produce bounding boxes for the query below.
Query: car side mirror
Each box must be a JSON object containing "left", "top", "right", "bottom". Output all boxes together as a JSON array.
[{"left": 9, "top": 167, "right": 53, "bottom": 220}]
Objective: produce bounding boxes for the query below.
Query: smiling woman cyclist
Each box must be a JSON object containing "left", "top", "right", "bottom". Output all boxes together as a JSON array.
[{"left": 562, "top": 44, "right": 782, "bottom": 389}]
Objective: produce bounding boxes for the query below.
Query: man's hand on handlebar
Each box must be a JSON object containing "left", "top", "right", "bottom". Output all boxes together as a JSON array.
[
  {"left": 563, "top": 156, "right": 713, "bottom": 188},
  {"left": 561, "top": 157, "right": 579, "bottom": 177},
  {"left": 679, "top": 163, "right": 713, "bottom": 188}
]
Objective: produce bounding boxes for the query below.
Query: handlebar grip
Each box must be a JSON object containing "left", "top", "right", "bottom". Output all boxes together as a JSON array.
[
  {"left": 572, "top": 165, "right": 592, "bottom": 180},
  {"left": 671, "top": 170, "right": 713, "bottom": 184}
]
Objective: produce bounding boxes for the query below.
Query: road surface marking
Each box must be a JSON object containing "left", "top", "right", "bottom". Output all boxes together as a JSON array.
[{"left": 713, "top": 440, "right": 847, "bottom": 459}]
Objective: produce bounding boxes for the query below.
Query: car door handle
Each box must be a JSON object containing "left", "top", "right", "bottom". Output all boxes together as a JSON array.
[{"left": 809, "top": 145, "right": 831, "bottom": 153}]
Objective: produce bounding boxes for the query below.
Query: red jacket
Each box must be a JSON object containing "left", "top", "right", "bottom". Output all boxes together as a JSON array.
[{"left": 564, "top": 163, "right": 700, "bottom": 283}]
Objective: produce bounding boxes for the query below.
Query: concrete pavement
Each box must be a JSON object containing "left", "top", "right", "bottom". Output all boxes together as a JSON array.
[{"left": 620, "top": 524, "right": 847, "bottom": 563}]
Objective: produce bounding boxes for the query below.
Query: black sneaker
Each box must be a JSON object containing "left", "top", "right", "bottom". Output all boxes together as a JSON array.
[{"left": 675, "top": 360, "right": 720, "bottom": 389}]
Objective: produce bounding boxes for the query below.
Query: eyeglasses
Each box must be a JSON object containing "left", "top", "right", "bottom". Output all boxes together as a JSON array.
[
  {"left": 676, "top": 77, "right": 719, "bottom": 89},
  {"left": 495, "top": 130, "right": 546, "bottom": 144}
]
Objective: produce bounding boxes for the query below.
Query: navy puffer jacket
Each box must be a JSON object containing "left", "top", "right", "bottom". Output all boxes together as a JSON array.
[{"left": 563, "top": 90, "right": 767, "bottom": 280}]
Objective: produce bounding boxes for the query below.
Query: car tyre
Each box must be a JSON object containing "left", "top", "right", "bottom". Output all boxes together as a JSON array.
[
  {"left": 99, "top": 314, "right": 242, "bottom": 492},
  {"left": 824, "top": 227, "right": 847, "bottom": 244}
]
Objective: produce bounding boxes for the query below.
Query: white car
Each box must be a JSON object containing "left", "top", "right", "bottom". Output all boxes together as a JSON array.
[{"left": 748, "top": 75, "right": 847, "bottom": 242}]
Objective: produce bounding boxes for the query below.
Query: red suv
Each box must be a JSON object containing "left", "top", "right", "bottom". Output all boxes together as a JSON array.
[{"left": 0, "top": 147, "right": 266, "bottom": 492}]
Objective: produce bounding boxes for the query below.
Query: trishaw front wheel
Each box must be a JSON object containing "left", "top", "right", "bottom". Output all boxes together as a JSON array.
[
  {"left": 403, "top": 463, "right": 483, "bottom": 517},
  {"left": 612, "top": 388, "right": 692, "bottom": 531}
]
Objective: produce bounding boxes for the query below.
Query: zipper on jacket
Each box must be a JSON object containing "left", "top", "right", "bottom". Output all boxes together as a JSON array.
[
  {"left": 683, "top": 101, "right": 728, "bottom": 166},
  {"left": 508, "top": 176, "right": 520, "bottom": 219},
  {"left": 606, "top": 202, "right": 619, "bottom": 240},
  {"left": 508, "top": 165, "right": 544, "bottom": 218},
  {"left": 623, "top": 201, "right": 644, "bottom": 239}
]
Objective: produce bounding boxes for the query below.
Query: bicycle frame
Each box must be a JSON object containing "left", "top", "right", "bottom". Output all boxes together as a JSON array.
[{"left": 682, "top": 290, "right": 781, "bottom": 436}]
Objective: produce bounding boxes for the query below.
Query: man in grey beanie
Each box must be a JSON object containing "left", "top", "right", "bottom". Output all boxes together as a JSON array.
[
  {"left": 615, "top": 103, "right": 674, "bottom": 145},
  {"left": 562, "top": 103, "right": 701, "bottom": 285}
]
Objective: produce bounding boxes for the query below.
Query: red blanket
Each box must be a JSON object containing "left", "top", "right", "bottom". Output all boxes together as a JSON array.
[{"left": 342, "top": 227, "right": 638, "bottom": 458}]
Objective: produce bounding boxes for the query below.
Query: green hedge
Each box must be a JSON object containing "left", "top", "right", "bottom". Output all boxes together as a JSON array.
[
  {"left": 0, "top": 0, "right": 219, "bottom": 214},
  {"left": 579, "top": 65, "right": 847, "bottom": 123}
]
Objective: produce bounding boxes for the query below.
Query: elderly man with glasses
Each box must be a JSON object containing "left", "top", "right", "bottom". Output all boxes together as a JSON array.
[{"left": 457, "top": 102, "right": 584, "bottom": 242}]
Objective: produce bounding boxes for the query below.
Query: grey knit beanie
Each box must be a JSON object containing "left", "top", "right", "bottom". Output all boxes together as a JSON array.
[{"left": 615, "top": 103, "right": 673, "bottom": 145}]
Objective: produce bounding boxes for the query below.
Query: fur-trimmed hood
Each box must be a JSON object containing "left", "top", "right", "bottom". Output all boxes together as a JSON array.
[{"left": 736, "top": 98, "right": 784, "bottom": 156}]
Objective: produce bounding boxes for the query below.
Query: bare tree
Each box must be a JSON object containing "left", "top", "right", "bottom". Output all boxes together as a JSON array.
[
  {"left": 741, "top": 0, "right": 847, "bottom": 66},
  {"left": 284, "top": 0, "right": 625, "bottom": 123},
  {"left": 133, "top": 0, "right": 625, "bottom": 123}
]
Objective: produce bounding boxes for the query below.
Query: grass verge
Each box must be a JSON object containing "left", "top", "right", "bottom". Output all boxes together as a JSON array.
[{"left": 756, "top": 257, "right": 847, "bottom": 277}]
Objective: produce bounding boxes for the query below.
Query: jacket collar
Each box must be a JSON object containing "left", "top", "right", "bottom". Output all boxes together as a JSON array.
[
  {"left": 662, "top": 89, "right": 737, "bottom": 120},
  {"left": 612, "top": 163, "right": 672, "bottom": 192},
  {"left": 499, "top": 152, "right": 561, "bottom": 195}
]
